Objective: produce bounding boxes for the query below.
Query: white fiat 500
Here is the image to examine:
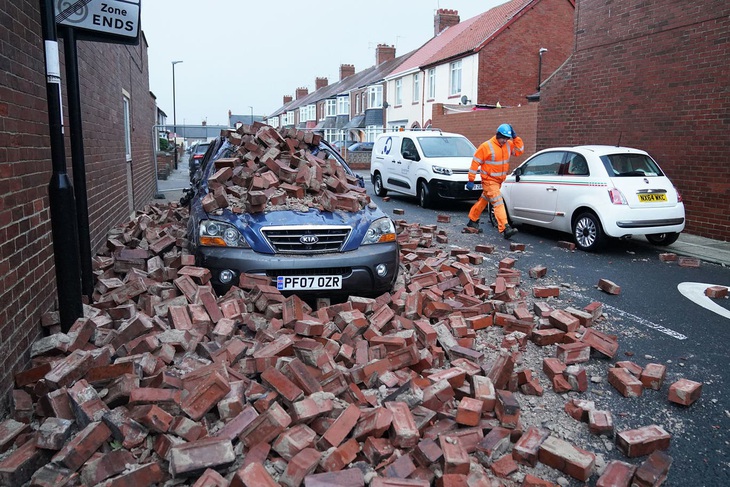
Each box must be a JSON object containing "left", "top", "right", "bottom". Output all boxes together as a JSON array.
[{"left": 500, "top": 145, "right": 685, "bottom": 251}]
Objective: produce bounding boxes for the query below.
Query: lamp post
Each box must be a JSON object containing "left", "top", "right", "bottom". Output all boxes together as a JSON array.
[
  {"left": 537, "top": 48, "right": 547, "bottom": 92},
  {"left": 172, "top": 60, "right": 183, "bottom": 169},
  {"left": 248, "top": 105, "right": 254, "bottom": 124}
]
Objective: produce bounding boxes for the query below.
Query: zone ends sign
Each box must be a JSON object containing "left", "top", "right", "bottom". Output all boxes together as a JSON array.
[{"left": 54, "top": 0, "right": 141, "bottom": 45}]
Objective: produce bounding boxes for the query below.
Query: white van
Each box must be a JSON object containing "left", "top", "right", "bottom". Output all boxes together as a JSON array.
[{"left": 370, "top": 129, "right": 480, "bottom": 207}]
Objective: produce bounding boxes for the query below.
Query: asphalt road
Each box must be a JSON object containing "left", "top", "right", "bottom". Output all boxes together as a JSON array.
[{"left": 366, "top": 182, "right": 730, "bottom": 486}]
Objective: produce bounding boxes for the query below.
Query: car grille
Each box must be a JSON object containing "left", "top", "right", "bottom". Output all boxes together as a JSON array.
[
  {"left": 262, "top": 225, "right": 351, "bottom": 253},
  {"left": 265, "top": 267, "right": 352, "bottom": 277}
]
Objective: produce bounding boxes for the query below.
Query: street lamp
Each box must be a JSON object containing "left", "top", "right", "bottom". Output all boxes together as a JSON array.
[
  {"left": 537, "top": 48, "right": 547, "bottom": 92},
  {"left": 172, "top": 60, "right": 183, "bottom": 169},
  {"left": 248, "top": 105, "right": 254, "bottom": 124}
]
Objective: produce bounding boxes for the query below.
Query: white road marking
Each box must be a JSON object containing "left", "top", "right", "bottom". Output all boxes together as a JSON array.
[
  {"left": 677, "top": 282, "right": 730, "bottom": 320},
  {"left": 562, "top": 289, "right": 687, "bottom": 340}
]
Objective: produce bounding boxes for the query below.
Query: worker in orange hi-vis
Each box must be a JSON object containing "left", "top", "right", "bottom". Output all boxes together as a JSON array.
[{"left": 465, "top": 123, "right": 524, "bottom": 239}]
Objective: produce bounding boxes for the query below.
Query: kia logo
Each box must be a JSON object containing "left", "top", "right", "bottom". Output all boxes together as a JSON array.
[{"left": 300, "top": 234, "right": 319, "bottom": 245}]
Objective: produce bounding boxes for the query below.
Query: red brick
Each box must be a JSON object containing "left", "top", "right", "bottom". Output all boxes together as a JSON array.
[
  {"left": 455, "top": 397, "right": 483, "bottom": 427},
  {"left": 705, "top": 285, "right": 728, "bottom": 298},
  {"left": 512, "top": 426, "right": 549, "bottom": 466},
  {"left": 192, "top": 468, "right": 228, "bottom": 487},
  {"left": 0, "top": 419, "right": 30, "bottom": 453},
  {"left": 439, "top": 436, "right": 470, "bottom": 475},
  {"left": 102, "top": 462, "right": 164, "bottom": 487},
  {"left": 491, "top": 453, "right": 519, "bottom": 478},
  {"left": 52, "top": 421, "right": 111, "bottom": 471},
  {"left": 598, "top": 278, "right": 621, "bottom": 294},
  {"left": 608, "top": 367, "right": 643, "bottom": 397},
  {"left": 563, "top": 365, "right": 588, "bottom": 392},
  {"left": 351, "top": 406, "right": 392, "bottom": 441},
  {"left": 533, "top": 286, "right": 560, "bottom": 298},
  {"left": 363, "top": 437, "right": 395, "bottom": 465},
  {"left": 272, "top": 424, "right": 317, "bottom": 461},
  {"left": 385, "top": 401, "right": 420, "bottom": 448},
  {"left": 303, "top": 468, "right": 365, "bottom": 487},
  {"left": 615, "top": 361, "right": 643, "bottom": 377},
  {"left": 373, "top": 478, "right": 430, "bottom": 487},
  {"left": 0, "top": 438, "right": 52, "bottom": 485},
  {"left": 212, "top": 405, "right": 259, "bottom": 441},
  {"left": 548, "top": 309, "right": 579, "bottom": 333},
  {"left": 564, "top": 398, "right": 595, "bottom": 422},
  {"left": 181, "top": 370, "right": 231, "bottom": 421},
  {"left": 279, "top": 448, "right": 321, "bottom": 487},
  {"left": 230, "top": 461, "right": 278, "bottom": 487},
  {"left": 615, "top": 424, "right": 671, "bottom": 458},
  {"left": 413, "top": 438, "right": 443, "bottom": 467},
  {"left": 317, "top": 403, "right": 360, "bottom": 449},
  {"left": 261, "top": 367, "right": 304, "bottom": 403},
  {"left": 383, "top": 453, "right": 418, "bottom": 478},
  {"left": 239, "top": 402, "right": 292, "bottom": 447},
  {"left": 633, "top": 450, "right": 673, "bottom": 487},
  {"left": 320, "top": 437, "right": 360, "bottom": 472},
  {"left": 668, "top": 378, "right": 702, "bottom": 406},
  {"left": 522, "top": 474, "right": 558, "bottom": 486},
  {"left": 658, "top": 253, "right": 677, "bottom": 263},
  {"left": 581, "top": 328, "right": 618, "bottom": 358},
  {"left": 476, "top": 426, "right": 511, "bottom": 461},
  {"left": 531, "top": 328, "right": 565, "bottom": 346},
  {"left": 639, "top": 363, "right": 666, "bottom": 390},
  {"left": 538, "top": 436, "right": 595, "bottom": 481},
  {"left": 542, "top": 358, "right": 566, "bottom": 380},
  {"left": 44, "top": 349, "right": 95, "bottom": 389},
  {"left": 471, "top": 375, "right": 496, "bottom": 412},
  {"left": 588, "top": 410, "right": 614, "bottom": 436},
  {"left": 169, "top": 438, "right": 236, "bottom": 478},
  {"left": 677, "top": 257, "right": 700, "bottom": 268},
  {"left": 483, "top": 351, "right": 514, "bottom": 390},
  {"left": 495, "top": 390, "right": 520, "bottom": 428},
  {"left": 556, "top": 342, "right": 590, "bottom": 364},
  {"left": 595, "top": 460, "right": 636, "bottom": 487}
]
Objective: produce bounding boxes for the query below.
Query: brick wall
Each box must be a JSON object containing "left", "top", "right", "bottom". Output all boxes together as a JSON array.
[
  {"left": 538, "top": 0, "right": 730, "bottom": 240},
  {"left": 0, "top": 1, "right": 156, "bottom": 410},
  {"left": 431, "top": 103, "right": 539, "bottom": 170},
  {"left": 476, "top": 0, "right": 575, "bottom": 107}
]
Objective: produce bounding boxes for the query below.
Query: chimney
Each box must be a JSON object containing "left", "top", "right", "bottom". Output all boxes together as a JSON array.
[
  {"left": 434, "top": 9, "right": 460, "bottom": 36},
  {"left": 376, "top": 44, "right": 396, "bottom": 65},
  {"left": 315, "top": 77, "right": 328, "bottom": 90},
  {"left": 295, "top": 87, "right": 309, "bottom": 100},
  {"left": 283, "top": 95, "right": 293, "bottom": 104},
  {"left": 339, "top": 64, "right": 355, "bottom": 81}
]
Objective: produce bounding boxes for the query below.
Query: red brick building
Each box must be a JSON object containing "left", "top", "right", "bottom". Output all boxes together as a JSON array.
[
  {"left": 0, "top": 2, "right": 156, "bottom": 408},
  {"left": 537, "top": 0, "right": 730, "bottom": 240}
]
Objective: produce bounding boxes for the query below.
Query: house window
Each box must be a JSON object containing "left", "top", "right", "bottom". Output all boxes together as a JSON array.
[
  {"left": 356, "top": 94, "right": 361, "bottom": 114},
  {"left": 427, "top": 68, "right": 436, "bottom": 99},
  {"left": 337, "top": 95, "right": 349, "bottom": 115},
  {"left": 449, "top": 60, "right": 462, "bottom": 96},
  {"left": 326, "top": 99, "right": 336, "bottom": 117},
  {"left": 369, "top": 85, "right": 382, "bottom": 108},
  {"left": 123, "top": 94, "right": 131, "bottom": 160},
  {"left": 413, "top": 73, "right": 420, "bottom": 104},
  {"left": 361, "top": 93, "right": 366, "bottom": 111},
  {"left": 395, "top": 79, "right": 402, "bottom": 106}
]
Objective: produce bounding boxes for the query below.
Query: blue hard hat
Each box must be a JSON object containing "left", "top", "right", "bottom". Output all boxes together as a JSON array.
[{"left": 496, "top": 124, "right": 513, "bottom": 138}]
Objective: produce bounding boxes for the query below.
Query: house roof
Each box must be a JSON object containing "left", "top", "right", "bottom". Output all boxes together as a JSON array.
[{"left": 388, "top": 0, "right": 536, "bottom": 78}]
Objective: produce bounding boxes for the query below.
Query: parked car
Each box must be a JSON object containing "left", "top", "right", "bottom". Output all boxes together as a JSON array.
[
  {"left": 500, "top": 145, "right": 685, "bottom": 251},
  {"left": 185, "top": 131, "right": 399, "bottom": 296},
  {"left": 331, "top": 140, "right": 357, "bottom": 151},
  {"left": 348, "top": 142, "right": 374, "bottom": 152},
  {"left": 188, "top": 141, "right": 212, "bottom": 181},
  {"left": 370, "top": 129, "right": 479, "bottom": 208}
]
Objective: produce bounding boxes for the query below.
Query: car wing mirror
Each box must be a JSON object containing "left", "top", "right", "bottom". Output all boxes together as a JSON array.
[
  {"left": 403, "top": 150, "right": 420, "bottom": 161},
  {"left": 514, "top": 166, "right": 522, "bottom": 182}
]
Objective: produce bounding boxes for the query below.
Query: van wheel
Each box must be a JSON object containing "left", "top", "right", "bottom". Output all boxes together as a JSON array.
[
  {"left": 418, "top": 180, "right": 432, "bottom": 208},
  {"left": 373, "top": 173, "right": 387, "bottom": 197},
  {"left": 573, "top": 212, "right": 605, "bottom": 251}
]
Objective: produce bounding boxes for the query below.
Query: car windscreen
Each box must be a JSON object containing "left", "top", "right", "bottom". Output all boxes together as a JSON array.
[
  {"left": 416, "top": 136, "right": 476, "bottom": 158},
  {"left": 194, "top": 143, "right": 211, "bottom": 154},
  {"left": 601, "top": 153, "right": 664, "bottom": 177}
]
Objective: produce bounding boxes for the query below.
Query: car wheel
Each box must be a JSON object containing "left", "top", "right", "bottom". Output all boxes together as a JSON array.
[
  {"left": 646, "top": 232, "right": 680, "bottom": 246},
  {"left": 418, "top": 180, "right": 432, "bottom": 208},
  {"left": 573, "top": 212, "right": 605, "bottom": 251},
  {"left": 373, "top": 173, "right": 388, "bottom": 197}
]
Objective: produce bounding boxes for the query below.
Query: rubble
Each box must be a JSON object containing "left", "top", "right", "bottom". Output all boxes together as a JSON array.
[{"left": 0, "top": 126, "right": 684, "bottom": 486}]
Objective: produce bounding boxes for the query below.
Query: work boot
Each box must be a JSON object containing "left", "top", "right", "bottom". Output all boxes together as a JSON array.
[
  {"left": 502, "top": 225, "right": 518, "bottom": 240},
  {"left": 466, "top": 219, "right": 483, "bottom": 233}
]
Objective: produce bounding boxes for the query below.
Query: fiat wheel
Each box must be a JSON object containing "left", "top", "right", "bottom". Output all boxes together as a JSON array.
[{"left": 573, "top": 212, "right": 605, "bottom": 251}]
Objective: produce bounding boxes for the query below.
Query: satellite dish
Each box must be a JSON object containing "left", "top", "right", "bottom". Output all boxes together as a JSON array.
[{"left": 460, "top": 95, "right": 469, "bottom": 105}]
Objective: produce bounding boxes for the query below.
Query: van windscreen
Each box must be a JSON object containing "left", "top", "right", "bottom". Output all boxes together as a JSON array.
[{"left": 417, "top": 137, "right": 476, "bottom": 158}]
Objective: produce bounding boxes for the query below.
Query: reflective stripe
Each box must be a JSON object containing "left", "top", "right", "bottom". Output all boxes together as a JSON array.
[
  {"left": 489, "top": 195, "right": 503, "bottom": 204},
  {"left": 488, "top": 170, "right": 508, "bottom": 177},
  {"left": 473, "top": 156, "right": 484, "bottom": 164},
  {"left": 480, "top": 194, "right": 489, "bottom": 202},
  {"left": 491, "top": 199, "right": 504, "bottom": 207},
  {"left": 485, "top": 141, "right": 497, "bottom": 162},
  {"left": 468, "top": 169, "right": 479, "bottom": 175}
]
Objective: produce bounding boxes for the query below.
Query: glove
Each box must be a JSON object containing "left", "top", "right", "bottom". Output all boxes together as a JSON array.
[
  {"left": 509, "top": 125, "right": 517, "bottom": 138},
  {"left": 466, "top": 181, "right": 474, "bottom": 190}
]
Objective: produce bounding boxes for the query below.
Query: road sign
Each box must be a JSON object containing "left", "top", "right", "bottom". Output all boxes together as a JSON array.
[{"left": 54, "top": 0, "right": 140, "bottom": 44}]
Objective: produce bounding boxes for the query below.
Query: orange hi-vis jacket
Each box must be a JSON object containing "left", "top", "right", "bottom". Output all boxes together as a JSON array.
[{"left": 468, "top": 135, "right": 525, "bottom": 184}]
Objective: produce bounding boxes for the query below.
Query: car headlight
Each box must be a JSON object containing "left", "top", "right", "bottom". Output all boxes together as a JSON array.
[
  {"left": 432, "top": 165, "right": 452, "bottom": 176},
  {"left": 362, "top": 217, "right": 397, "bottom": 245},
  {"left": 199, "top": 220, "right": 250, "bottom": 248}
]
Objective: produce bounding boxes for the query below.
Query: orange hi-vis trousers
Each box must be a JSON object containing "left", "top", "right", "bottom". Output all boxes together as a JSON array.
[{"left": 468, "top": 180, "right": 508, "bottom": 232}]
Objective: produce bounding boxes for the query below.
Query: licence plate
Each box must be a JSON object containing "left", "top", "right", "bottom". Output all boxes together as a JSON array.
[
  {"left": 638, "top": 193, "right": 667, "bottom": 203},
  {"left": 277, "top": 275, "right": 342, "bottom": 291},
  {"left": 467, "top": 183, "right": 483, "bottom": 191}
]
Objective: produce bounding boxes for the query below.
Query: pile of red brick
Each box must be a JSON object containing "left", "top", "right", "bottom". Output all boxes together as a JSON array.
[
  {"left": 198, "top": 123, "right": 370, "bottom": 215},
  {"left": 0, "top": 131, "right": 697, "bottom": 485}
]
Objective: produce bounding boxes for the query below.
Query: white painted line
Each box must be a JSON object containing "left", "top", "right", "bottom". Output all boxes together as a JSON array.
[
  {"left": 677, "top": 282, "right": 730, "bottom": 320},
  {"left": 562, "top": 289, "right": 687, "bottom": 340}
]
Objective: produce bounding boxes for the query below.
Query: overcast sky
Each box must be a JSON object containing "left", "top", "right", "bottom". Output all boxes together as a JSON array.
[{"left": 141, "top": 0, "right": 506, "bottom": 126}]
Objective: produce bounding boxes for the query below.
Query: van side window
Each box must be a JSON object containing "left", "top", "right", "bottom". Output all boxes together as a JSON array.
[{"left": 401, "top": 138, "right": 417, "bottom": 156}]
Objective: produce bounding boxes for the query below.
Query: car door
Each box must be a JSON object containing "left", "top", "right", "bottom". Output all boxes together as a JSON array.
[{"left": 507, "top": 151, "right": 565, "bottom": 224}]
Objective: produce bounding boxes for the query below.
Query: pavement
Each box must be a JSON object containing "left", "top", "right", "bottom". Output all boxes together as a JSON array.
[{"left": 154, "top": 157, "right": 730, "bottom": 267}]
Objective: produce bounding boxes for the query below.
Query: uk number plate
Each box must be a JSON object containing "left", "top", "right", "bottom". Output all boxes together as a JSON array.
[
  {"left": 638, "top": 193, "right": 667, "bottom": 203},
  {"left": 277, "top": 275, "right": 342, "bottom": 291},
  {"left": 466, "top": 183, "right": 483, "bottom": 191}
]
